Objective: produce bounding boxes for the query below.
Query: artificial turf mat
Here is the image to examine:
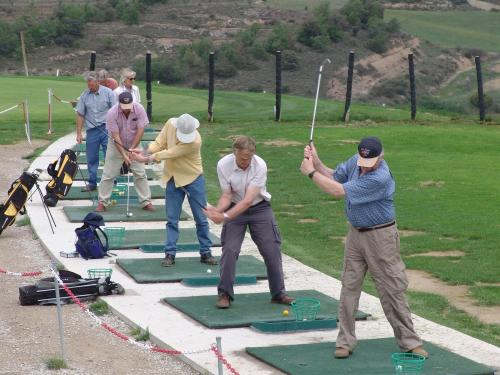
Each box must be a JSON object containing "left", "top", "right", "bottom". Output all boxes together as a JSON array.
[
  {"left": 74, "top": 168, "right": 157, "bottom": 181},
  {"left": 64, "top": 184, "right": 165, "bottom": 201},
  {"left": 117, "top": 255, "right": 266, "bottom": 283},
  {"left": 163, "top": 290, "right": 370, "bottom": 329},
  {"left": 246, "top": 338, "right": 495, "bottom": 375},
  {"left": 103, "top": 227, "right": 221, "bottom": 250},
  {"left": 63, "top": 205, "right": 189, "bottom": 222}
]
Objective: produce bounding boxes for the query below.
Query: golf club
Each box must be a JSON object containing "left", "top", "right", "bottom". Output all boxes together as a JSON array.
[
  {"left": 125, "top": 171, "right": 133, "bottom": 217},
  {"left": 82, "top": 115, "right": 131, "bottom": 153},
  {"left": 309, "top": 58, "right": 332, "bottom": 144}
]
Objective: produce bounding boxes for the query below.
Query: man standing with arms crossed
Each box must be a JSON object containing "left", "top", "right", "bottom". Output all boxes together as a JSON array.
[
  {"left": 204, "top": 136, "right": 294, "bottom": 309},
  {"left": 76, "top": 71, "right": 116, "bottom": 192},
  {"left": 300, "top": 137, "right": 427, "bottom": 359},
  {"left": 95, "top": 92, "right": 154, "bottom": 212}
]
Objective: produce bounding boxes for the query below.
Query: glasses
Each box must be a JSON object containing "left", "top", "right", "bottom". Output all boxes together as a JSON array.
[{"left": 128, "top": 77, "right": 136, "bottom": 81}]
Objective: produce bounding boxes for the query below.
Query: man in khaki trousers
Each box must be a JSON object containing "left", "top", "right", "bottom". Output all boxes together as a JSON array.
[
  {"left": 300, "top": 137, "right": 427, "bottom": 360},
  {"left": 95, "top": 92, "right": 153, "bottom": 212}
]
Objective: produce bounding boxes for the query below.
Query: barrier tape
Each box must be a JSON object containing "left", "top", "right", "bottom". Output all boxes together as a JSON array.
[
  {"left": 0, "top": 103, "right": 21, "bottom": 115},
  {"left": 52, "top": 93, "right": 77, "bottom": 105},
  {"left": 0, "top": 267, "right": 43, "bottom": 277}
]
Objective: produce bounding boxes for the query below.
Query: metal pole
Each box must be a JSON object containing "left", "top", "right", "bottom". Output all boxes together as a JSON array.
[
  {"left": 48, "top": 88, "right": 53, "bottom": 135},
  {"left": 408, "top": 53, "right": 417, "bottom": 121},
  {"left": 275, "top": 50, "right": 282, "bottom": 122},
  {"left": 475, "top": 56, "right": 485, "bottom": 122},
  {"left": 208, "top": 52, "right": 215, "bottom": 122},
  {"left": 89, "top": 51, "right": 96, "bottom": 71},
  {"left": 343, "top": 51, "right": 354, "bottom": 123},
  {"left": 53, "top": 262, "right": 67, "bottom": 362},
  {"left": 146, "top": 51, "right": 152, "bottom": 121},
  {"left": 216, "top": 336, "right": 223, "bottom": 375}
]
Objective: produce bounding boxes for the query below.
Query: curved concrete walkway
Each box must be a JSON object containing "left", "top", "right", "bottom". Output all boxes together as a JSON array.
[{"left": 27, "top": 133, "right": 500, "bottom": 374}]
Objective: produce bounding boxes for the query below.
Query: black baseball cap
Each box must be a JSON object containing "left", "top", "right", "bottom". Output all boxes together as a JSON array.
[
  {"left": 357, "top": 137, "right": 383, "bottom": 167},
  {"left": 118, "top": 91, "right": 133, "bottom": 110}
]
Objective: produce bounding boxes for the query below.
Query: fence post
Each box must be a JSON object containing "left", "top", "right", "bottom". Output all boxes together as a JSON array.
[
  {"left": 53, "top": 262, "right": 67, "bottom": 363},
  {"left": 474, "top": 56, "right": 485, "bottom": 122},
  {"left": 343, "top": 51, "right": 355, "bottom": 123},
  {"left": 216, "top": 336, "right": 223, "bottom": 375},
  {"left": 19, "top": 31, "right": 29, "bottom": 77},
  {"left": 146, "top": 51, "right": 152, "bottom": 121},
  {"left": 208, "top": 52, "right": 215, "bottom": 122},
  {"left": 275, "top": 50, "right": 282, "bottom": 122},
  {"left": 89, "top": 51, "right": 96, "bottom": 71},
  {"left": 408, "top": 53, "right": 417, "bottom": 122}
]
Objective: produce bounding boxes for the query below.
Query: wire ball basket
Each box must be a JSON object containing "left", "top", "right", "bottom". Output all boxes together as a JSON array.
[
  {"left": 391, "top": 352, "right": 426, "bottom": 374},
  {"left": 104, "top": 226, "right": 125, "bottom": 249},
  {"left": 290, "top": 297, "right": 321, "bottom": 321},
  {"left": 87, "top": 268, "right": 113, "bottom": 279},
  {"left": 111, "top": 184, "right": 127, "bottom": 204}
]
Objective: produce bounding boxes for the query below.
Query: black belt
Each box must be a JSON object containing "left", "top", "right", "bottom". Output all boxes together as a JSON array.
[{"left": 356, "top": 221, "right": 395, "bottom": 232}]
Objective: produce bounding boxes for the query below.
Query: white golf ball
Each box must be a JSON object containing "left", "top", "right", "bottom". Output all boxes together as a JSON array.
[{"left": 207, "top": 269, "right": 212, "bottom": 273}]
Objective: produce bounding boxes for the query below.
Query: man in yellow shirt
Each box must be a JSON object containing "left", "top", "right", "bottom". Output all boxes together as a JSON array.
[{"left": 130, "top": 114, "right": 216, "bottom": 266}]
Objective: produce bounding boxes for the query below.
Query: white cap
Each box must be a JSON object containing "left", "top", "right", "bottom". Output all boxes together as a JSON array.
[{"left": 174, "top": 114, "right": 199, "bottom": 143}]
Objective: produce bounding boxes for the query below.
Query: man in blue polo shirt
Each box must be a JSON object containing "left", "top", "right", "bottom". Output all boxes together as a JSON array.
[
  {"left": 300, "top": 137, "right": 427, "bottom": 360},
  {"left": 76, "top": 71, "right": 116, "bottom": 192}
]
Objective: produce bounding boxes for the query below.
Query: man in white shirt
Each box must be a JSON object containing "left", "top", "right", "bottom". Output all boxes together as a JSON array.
[{"left": 204, "top": 136, "right": 293, "bottom": 309}]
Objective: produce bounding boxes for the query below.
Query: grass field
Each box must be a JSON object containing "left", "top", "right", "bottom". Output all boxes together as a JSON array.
[
  {"left": 0, "top": 76, "right": 499, "bottom": 346},
  {"left": 385, "top": 10, "right": 500, "bottom": 53}
]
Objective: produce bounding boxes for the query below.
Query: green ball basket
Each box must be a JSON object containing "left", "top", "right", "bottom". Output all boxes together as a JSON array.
[
  {"left": 290, "top": 297, "right": 321, "bottom": 321},
  {"left": 391, "top": 352, "right": 426, "bottom": 374},
  {"left": 87, "top": 268, "right": 113, "bottom": 279},
  {"left": 104, "top": 226, "right": 125, "bottom": 249},
  {"left": 111, "top": 184, "right": 128, "bottom": 203}
]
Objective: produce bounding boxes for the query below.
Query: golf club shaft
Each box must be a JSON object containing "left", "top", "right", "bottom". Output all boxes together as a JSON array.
[
  {"left": 309, "top": 66, "right": 324, "bottom": 144},
  {"left": 126, "top": 172, "right": 130, "bottom": 216}
]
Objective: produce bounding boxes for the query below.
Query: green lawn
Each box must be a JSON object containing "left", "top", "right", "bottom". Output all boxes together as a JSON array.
[
  {"left": 0, "top": 75, "right": 499, "bottom": 346},
  {"left": 385, "top": 10, "right": 500, "bottom": 53}
]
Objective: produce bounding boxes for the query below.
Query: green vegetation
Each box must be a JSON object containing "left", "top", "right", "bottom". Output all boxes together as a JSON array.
[
  {"left": 89, "top": 299, "right": 109, "bottom": 316},
  {"left": 0, "top": 76, "right": 499, "bottom": 346},
  {"left": 469, "top": 286, "right": 500, "bottom": 307},
  {"left": 45, "top": 357, "right": 68, "bottom": 370},
  {"left": 261, "top": 0, "right": 349, "bottom": 11},
  {"left": 385, "top": 10, "right": 500, "bottom": 53},
  {"left": 130, "top": 326, "right": 150, "bottom": 341}
]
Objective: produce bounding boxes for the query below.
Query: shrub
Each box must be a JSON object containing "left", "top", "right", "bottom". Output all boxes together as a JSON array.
[
  {"left": 192, "top": 80, "right": 208, "bottom": 89},
  {"left": 89, "top": 300, "right": 109, "bottom": 316},
  {"left": 470, "top": 92, "right": 494, "bottom": 110},
  {"left": 311, "top": 35, "right": 330, "bottom": 52},
  {"left": 249, "top": 42, "right": 270, "bottom": 61},
  {"left": 46, "top": 358, "right": 68, "bottom": 370},
  {"left": 214, "top": 58, "right": 237, "bottom": 78},
  {"left": 248, "top": 85, "right": 264, "bottom": 93},
  {"left": 265, "top": 23, "right": 295, "bottom": 53},
  {"left": 370, "top": 78, "right": 407, "bottom": 99},
  {"left": 297, "top": 19, "right": 323, "bottom": 47},
  {"left": 282, "top": 50, "right": 300, "bottom": 71}
]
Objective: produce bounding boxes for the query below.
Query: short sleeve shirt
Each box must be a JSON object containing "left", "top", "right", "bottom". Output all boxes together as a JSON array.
[
  {"left": 217, "top": 153, "right": 271, "bottom": 206},
  {"left": 334, "top": 154, "right": 395, "bottom": 228},
  {"left": 76, "top": 85, "right": 116, "bottom": 130},
  {"left": 105, "top": 103, "right": 149, "bottom": 149}
]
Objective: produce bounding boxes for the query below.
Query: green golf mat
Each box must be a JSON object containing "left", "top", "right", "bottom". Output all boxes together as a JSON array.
[
  {"left": 63, "top": 205, "right": 189, "bottom": 222},
  {"left": 74, "top": 168, "right": 156, "bottom": 181},
  {"left": 104, "top": 228, "right": 221, "bottom": 250},
  {"left": 163, "top": 290, "right": 370, "bottom": 329},
  {"left": 246, "top": 338, "right": 495, "bottom": 375},
  {"left": 63, "top": 184, "right": 165, "bottom": 201},
  {"left": 117, "top": 255, "right": 266, "bottom": 283},
  {"left": 77, "top": 154, "right": 103, "bottom": 164}
]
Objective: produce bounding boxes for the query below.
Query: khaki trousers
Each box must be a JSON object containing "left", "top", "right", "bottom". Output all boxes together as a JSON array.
[
  {"left": 336, "top": 223, "right": 422, "bottom": 352},
  {"left": 97, "top": 142, "right": 151, "bottom": 207}
]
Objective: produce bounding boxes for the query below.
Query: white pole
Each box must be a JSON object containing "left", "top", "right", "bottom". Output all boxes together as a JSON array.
[
  {"left": 48, "top": 88, "right": 53, "bottom": 135},
  {"left": 52, "top": 262, "right": 67, "bottom": 362}
]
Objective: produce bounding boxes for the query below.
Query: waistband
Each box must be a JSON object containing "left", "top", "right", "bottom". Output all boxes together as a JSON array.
[
  {"left": 355, "top": 221, "right": 395, "bottom": 232},
  {"left": 229, "top": 200, "right": 267, "bottom": 209}
]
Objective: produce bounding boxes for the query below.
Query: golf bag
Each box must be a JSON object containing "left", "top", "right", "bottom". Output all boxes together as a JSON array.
[
  {"left": 19, "top": 269, "right": 124, "bottom": 306},
  {"left": 0, "top": 172, "right": 37, "bottom": 235},
  {"left": 75, "top": 212, "right": 110, "bottom": 259},
  {"left": 44, "top": 149, "right": 78, "bottom": 207}
]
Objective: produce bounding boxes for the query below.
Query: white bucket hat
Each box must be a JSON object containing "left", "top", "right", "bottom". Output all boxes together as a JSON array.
[{"left": 174, "top": 114, "right": 199, "bottom": 143}]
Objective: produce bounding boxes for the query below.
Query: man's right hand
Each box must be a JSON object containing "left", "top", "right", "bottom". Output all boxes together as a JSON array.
[{"left": 76, "top": 132, "right": 83, "bottom": 144}]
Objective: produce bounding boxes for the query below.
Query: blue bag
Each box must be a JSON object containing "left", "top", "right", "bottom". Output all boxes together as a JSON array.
[{"left": 74, "top": 213, "right": 109, "bottom": 259}]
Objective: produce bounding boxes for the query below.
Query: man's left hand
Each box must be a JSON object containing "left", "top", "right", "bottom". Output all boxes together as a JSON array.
[
  {"left": 300, "top": 157, "right": 315, "bottom": 176},
  {"left": 203, "top": 205, "right": 224, "bottom": 224}
]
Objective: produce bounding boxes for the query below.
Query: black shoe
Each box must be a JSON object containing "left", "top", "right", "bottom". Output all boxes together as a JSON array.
[
  {"left": 200, "top": 253, "right": 218, "bottom": 265},
  {"left": 81, "top": 185, "right": 97, "bottom": 192},
  {"left": 161, "top": 254, "right": 175, "bottom": 267}
]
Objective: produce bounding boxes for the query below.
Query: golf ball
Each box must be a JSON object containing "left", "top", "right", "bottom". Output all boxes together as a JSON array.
[
  {"left": 282, "top": 309, "right": 289, "bottom": 316},
  {"left": 207, "top": 269, "right": 212, "bottom": 273}
]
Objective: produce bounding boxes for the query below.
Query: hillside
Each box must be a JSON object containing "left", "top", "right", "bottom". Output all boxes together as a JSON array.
[{"left": 0, "top": 0, "right": 498, "bottom": 114}]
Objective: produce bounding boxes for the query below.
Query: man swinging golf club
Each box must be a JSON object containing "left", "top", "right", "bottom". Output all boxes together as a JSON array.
[{"left": 300, "top": 137, "right": 428, "bottom": 360}]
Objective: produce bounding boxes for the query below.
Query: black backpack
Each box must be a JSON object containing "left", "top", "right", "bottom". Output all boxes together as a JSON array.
[
  {"left": 0, "top": 172, "right": 37, "bottom": 235},
  {"left": 44, "top": 149, "right": 78, "bottom": 207},
  {"left": 75, "top": 213, "right": 110, "bottom": 259}
]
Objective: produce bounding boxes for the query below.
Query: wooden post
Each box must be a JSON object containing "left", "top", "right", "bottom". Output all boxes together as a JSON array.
[
  {"left": 89, "top": 51, "right": 96, "bottom": 71},
  {"left": 343, "top": 51, "right": 355, "bottom": 122},
  {"left": 275, "top": 50, "right": 282, "bottom": 122},
  {"left": 475, "top": 56, "right": 485, "bottom": 122},
  {"left": 19, "top": 31, "right": 29, "bottom": 77},
  {"left": 208, "top": 52, "right": 215, "bottom": 122},
  {"left": 146, "top": 51, "right": 152, "bottom": 121},
  {"left": 408, "top": 53, "right": 417, "bottom": 121}
]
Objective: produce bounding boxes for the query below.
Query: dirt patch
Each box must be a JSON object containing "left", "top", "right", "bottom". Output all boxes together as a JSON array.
[
  {"left": 407, "top": 250, "right": 465, "bottom": 258},
  {"left": 0, "top": 141, "right": 197, "bottom": 375},
  {"left": 262, "top": 140, "right": 302, "bottom": 147},
  {"left": 419, "top": 180, "right": 445, "bottom": 188},
  {"left": 399, "top": 230, "right": 426, "bottom": 237},
  {"left": 297, "top": 218, "right": 319, "bottom": 223},
  {"left": 491, "top": 64, "right": 500, "bottom": 73},
  {"left": 407, "top": 270, "right": 500, "bottom": 325},
  {"left": 329, "top": 236, "right": 346, "bottom": 245},
  {"left": 485, "top": 78, "right": 500, "bottom": 91}
]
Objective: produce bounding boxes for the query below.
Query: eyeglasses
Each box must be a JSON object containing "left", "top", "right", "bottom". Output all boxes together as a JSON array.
[{"left": 128, "top": 77, "right": 136, "bottom": 81}]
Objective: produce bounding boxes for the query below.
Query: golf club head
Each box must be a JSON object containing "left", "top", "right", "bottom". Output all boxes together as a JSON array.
[
  {"left": 319, "top": 58, "right": 332, "bottom": 72},
  {"left": 126, "top": 212, "right": 133, "bottom": 217}
]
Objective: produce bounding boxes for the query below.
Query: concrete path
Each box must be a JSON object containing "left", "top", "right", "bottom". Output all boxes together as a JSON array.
[{"left": 27, "top": 133, "right": 500, "bottom": 374}]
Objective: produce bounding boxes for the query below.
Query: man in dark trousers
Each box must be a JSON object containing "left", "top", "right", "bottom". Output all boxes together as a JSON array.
[
  {"left": 300, "top": 136, "right": 427, "bottom": 359},
  {"left": 204, "top": 136, "right": 294, "bottom": 309}
]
